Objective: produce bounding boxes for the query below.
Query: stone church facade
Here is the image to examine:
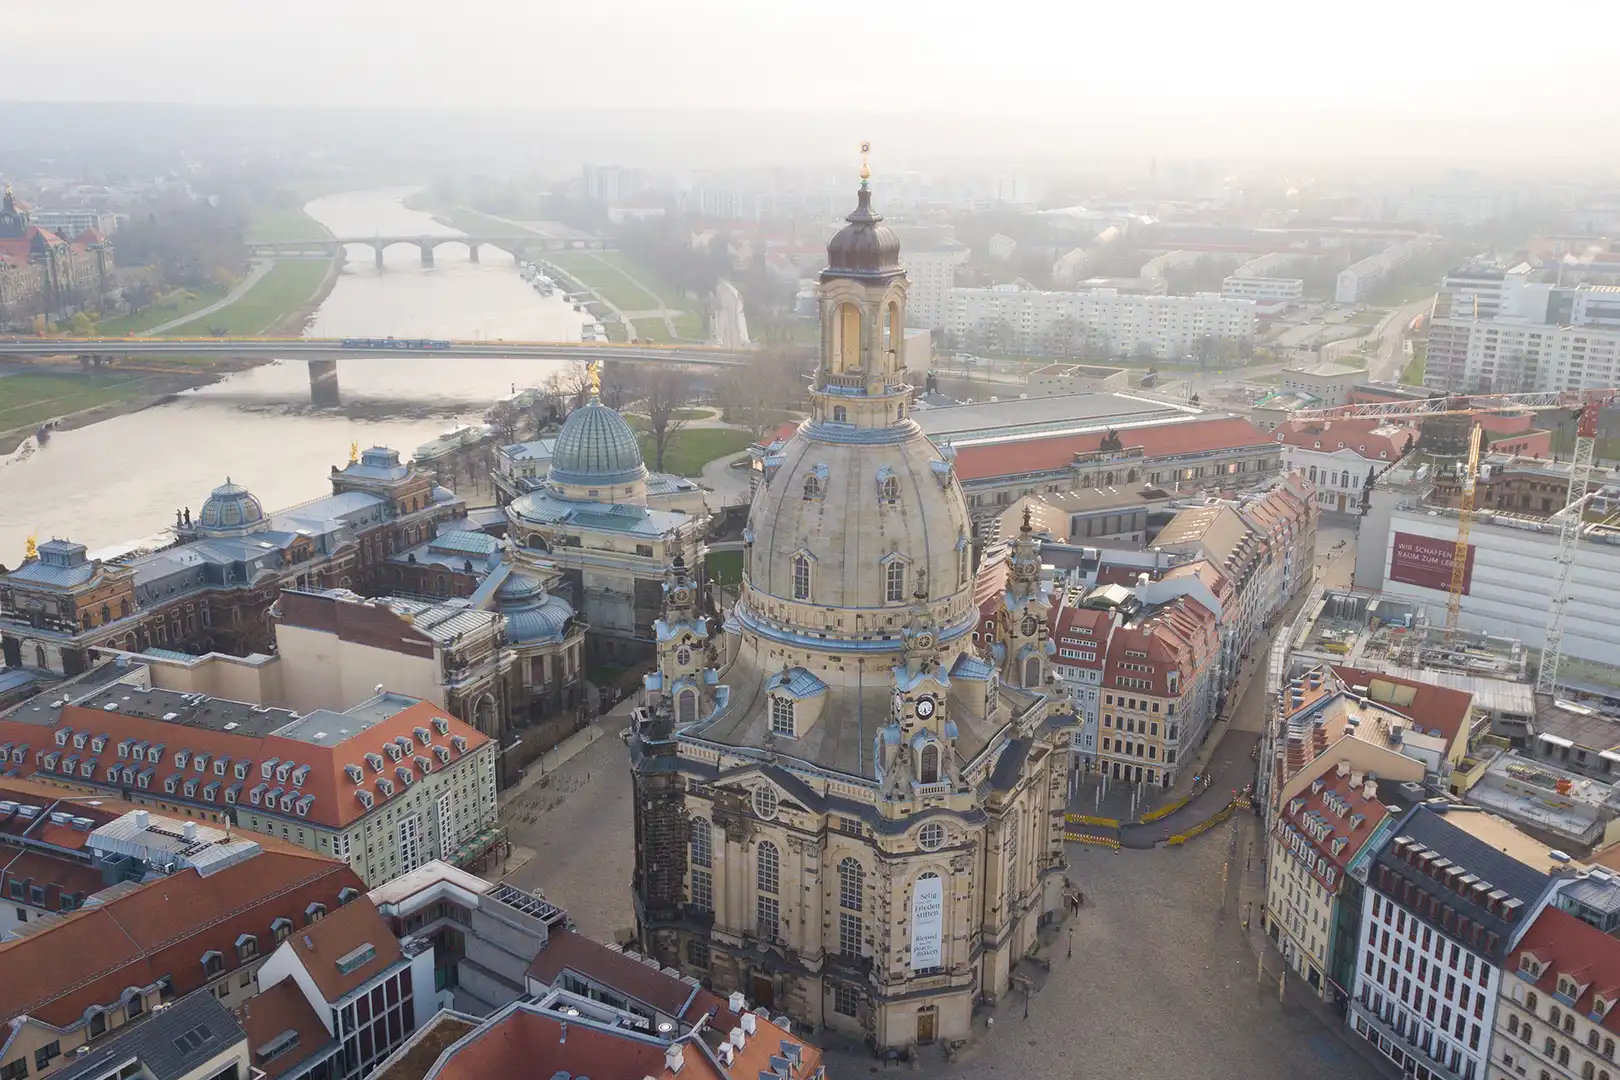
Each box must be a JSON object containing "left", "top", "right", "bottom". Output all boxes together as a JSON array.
[{"left": 629, "top": 171, "right": 1077, "bottom": 1052}]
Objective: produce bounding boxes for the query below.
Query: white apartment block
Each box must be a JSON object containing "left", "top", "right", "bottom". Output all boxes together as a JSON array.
[
  {"left": 1336, "top": 237, "right": 1439, "bottom": 305},
  {"left": 1223, "top": 276, "right": 1305, "bottom": 303},
  {"left": 1428, "top": 268, "right": 1620, "bottom": 392},
  {"left": 903, "top": 245, "right": 971, "bottom": 330},
  {"left": 948, "top": 285, "right": 1256, "bottom": 360}
]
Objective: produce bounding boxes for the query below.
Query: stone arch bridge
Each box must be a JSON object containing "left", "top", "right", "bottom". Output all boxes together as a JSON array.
[{"left": 248, "top": 235, "right": 611, "bottom": 268}]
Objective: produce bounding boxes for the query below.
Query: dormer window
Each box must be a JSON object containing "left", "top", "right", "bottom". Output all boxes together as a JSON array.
[
  {"left": 234, "top": 760, "right": 251, "bottom": 779},
  {"left": 214, "top": 756, "right": 229, "bottom": 776},
  {"left": 366, "top": 752, "right": 384, "bottom": 772},
  {"left": 236, "top": 934, "right": 258, "bottom": 962},
  {"left": 271, "top": 917, "right": 292, "bottom": 942},
  {"left": 291, "top": 765, "right": 309, "bottom": 787},
  {"left": 304, "top": 903, "right": 325, "bottom": 925},
  {"left": 261, "top": 758, "right": 278, "bottom": 780},
  {"left": 880, "top": 475, "right": 900, "bottom": 505},
  {"left": 803, "top": 475, "right": 822, "bottom": 500},
  {"left": 881, "top": 553, "right": 909, "bottom": 604},
  {"left": 193, "top": 753, "right": 209, "bottom": 773},
  {"left": 345, "top": 764, "right": 363, "bottom": 783},
  {"left": 431, "top": 717, "right": 450, "bottom": 736},
  {"left": 450, "top": 735, "right": 467, "bottom": 753},
  {"left": 54, "top": 729, "right": 69, "bottom": 747},
  {"left": 200, "top": 950, "right": 224, "bottom": 978},
  {"left": 1521, "top": 954, "right": 1543, "bottom": 978},
  {"left": 91, "top": 735, "right": 106, "bottom": 753},
  {"left": 413, "top": 727, "right": 431, "bottom": 747},
  {"left": 174, "top": 749, "right": 188, "bottom": 768},
  {"left": 275, "top": 762, "right": 292, "bottom": 783},
  {"left": 73, "top": 732, "right": 87, "bottom": 750},
  {"left": 116, "top": 739, "right": 131, "bottom": 759}
]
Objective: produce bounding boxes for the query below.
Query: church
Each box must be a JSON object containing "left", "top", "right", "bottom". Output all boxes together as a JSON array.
[{"left": 629, "top": 165, "right": 1078, "bottom": 1051}]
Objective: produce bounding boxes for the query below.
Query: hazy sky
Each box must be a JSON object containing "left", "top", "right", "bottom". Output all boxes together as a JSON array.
[{"left": 9, "top": 0, "right": 1620, "bottom": 116}]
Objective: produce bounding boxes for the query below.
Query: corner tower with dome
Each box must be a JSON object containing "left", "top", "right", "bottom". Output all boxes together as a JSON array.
[{"left": 629, "top": 165, "right": 1078, "bottom": 1052}]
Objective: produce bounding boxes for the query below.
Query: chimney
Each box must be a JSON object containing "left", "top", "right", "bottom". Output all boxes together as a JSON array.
[
  {"left": 1350, "top": 770, "right": 1364, "bottom": 788},
  {"left": 664, "top": 1043, "right": 684, "bottom": 1074},
  {"left": 728, "top": 990, "right": 745, "bottom": 1013},
  {"left": 132, "top": 809, "right": 150, "bottom": 831},
  {"left": 182, "top": 821, "right": 197, "bottom": 841},
  {"left": 729, "top": 1027, "right": 746, "bottom": 1049},
  {"left": 1335, "top": 760, "right": 1349, "bottom": 777},
  {"left": 1363, "top": 779, "right": 1378, "bottom": 801},
  {"left": 741, "top": 1012, "right": 758, "bottom": 1035}
]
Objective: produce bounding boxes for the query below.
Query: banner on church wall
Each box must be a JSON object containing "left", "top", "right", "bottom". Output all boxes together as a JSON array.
[{"left": 910, "top": 875, "right": 944, "bottom": 970}]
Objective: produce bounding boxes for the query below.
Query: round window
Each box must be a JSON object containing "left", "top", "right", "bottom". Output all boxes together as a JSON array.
[
  {"left": 676, "top": 646, "right": 693, "bottom": 667},
  {"left": 918, "top": 822, "right": 945, "bottom": 851},
  {"left": 753, "top": 787, "right": 778, "bottom": 820}
]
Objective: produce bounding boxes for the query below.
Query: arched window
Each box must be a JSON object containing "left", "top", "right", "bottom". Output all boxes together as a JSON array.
[
  {"left": 81, "top": 613, "right": 91, "bottom": 630},
  {"left": 839, "top": 858, "right": 864, "bottom": 911},
  {"left": 770, "top": 696, "right": 795, "bottom": 738},
  {"left": 803, "top": 475, "right": 821, "bottom": 500},
  {"left": 885, "top": 559, "right": 906, "bottom": 603},
  {"left": 1561, "top": 1047, "right": 1572, "bottom": 1067},
  {"left": 33, "top": 644, "right": 46, "bottom": 668},
  {"left": 833, "top": 405, "right": 847, "bottom": 423},
  {"left": 1551, "top": 1007, "right": 1563, "bottom": 1026},
  {"left": 120, "top": 599, "right": 130, "bottom": 617},
  {"left": 1528, "top": 993, "right": 1539, "bottom": 1012},
  {"left": 690, "top": 817, "right": 712, "bottom": 868},
  {"left": 836, "top": 303, "right": 862, "bottom": 372},
  {"left": 1566, "top": 1016, "right": 1577, "bottom": 1035},
  {"left": 677, "top": 688, "right": 698, "bottom": 725},
  {"left": 1547, "top": 1038, "right": 1558, "bottom": 1056},
  {"left": 1023, "top": 655, "right": 1041, "bottom": 687},
  {"left": 100, "top": 603, "right": 110, "bottom": 622},
  {"left": 1509, "top": 1016, "right": 1520, "bottom": 1035},
  {"left": 1585, "top": 1062, "right": 1597, "bottom": 1080},
  {"left": 791, "top": 554, "right": 811, "bottom": 601},
  {"left": 757, "top": 841, "right": 779, "bottom": 894},
  {"left": 1592, "top": 1032, "right": 1602, "bottom": 1051},
  {"left": 881, "top": 477, "right": 900, "bottom": 504},
  {"left": 1605, "top": 1037, "right": 1615, "bottom": 1058},
  {"left": 920, "top": 743, "right": 940, "bottom": 784}
]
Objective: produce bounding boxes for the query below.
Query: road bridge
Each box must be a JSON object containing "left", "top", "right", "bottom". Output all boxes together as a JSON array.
[
  {"left": 0, "top": 337, "right": 755, "bottom": 408},
  {"left": 248, "top": 235, "right": 610, "bottom": 267}
]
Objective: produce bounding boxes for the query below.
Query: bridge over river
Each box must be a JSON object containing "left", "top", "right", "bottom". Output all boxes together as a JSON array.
[
  {"left": 248, "top": 235, "right": 611, "bottom": 266},
  {"left": 0, "top": 337, "right": 757, "bottom": 406}
]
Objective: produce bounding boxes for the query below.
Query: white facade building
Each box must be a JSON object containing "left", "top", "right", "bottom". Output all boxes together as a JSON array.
[
  {"left": 1222, "top": 276, "right": 1304, "bottom": 303},
  {"left": 1336, "top": 237, "right": 1438, "bottom": 305},
  {"left": 902, "top": 245, "right": 971, "bottom": 330},
  {"left": 948, "top": 285, "right": 1256, "bottom": 360}
]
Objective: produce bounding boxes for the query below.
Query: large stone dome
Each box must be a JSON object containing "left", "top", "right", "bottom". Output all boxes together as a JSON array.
[
  {"left": 196, "top": 478, "right": 267, "bottom": 537},
  {"left": 743, "top": 426, "right": 975, "bottom": 647},
  {"left": 824, "top": 184, "right": 902, "bottom": 281},
  {"left": 548, "top": 397, "right": 647, "bottom": 491}
]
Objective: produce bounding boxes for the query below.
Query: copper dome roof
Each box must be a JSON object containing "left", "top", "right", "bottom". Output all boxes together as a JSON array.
[{"left": 823, "top": 185, "right": 902, "bottom": 281}]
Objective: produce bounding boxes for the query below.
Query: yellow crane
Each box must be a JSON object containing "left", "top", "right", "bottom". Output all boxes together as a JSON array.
[{"left": 1295, "top": 388, "right": 1615, "bottom": 693}]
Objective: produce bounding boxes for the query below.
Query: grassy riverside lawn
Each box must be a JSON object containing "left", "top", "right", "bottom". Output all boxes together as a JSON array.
[
  {"left": 0, "top": 371, "right": 155, "bottom": 430},
  {"left": 157, "top": 260, "right": 331, "bottom": 336},
  {"left": 93, "top": 284, "right": 230, "bottom": 335},
  {"left": 636, "top": 427, "right": 755, "bottom": 476},
  {"left": 705, "top": 549, "right": 743, "bottom": 587},
  {"left": 1402, "top": 343, "right": 1427, "bottom": 386},
  {"left": 246, "top": 205, "right": 334, "bottom": 243},
  {"left": 545, "top": 251, "right": 662, "bottom": 312}
]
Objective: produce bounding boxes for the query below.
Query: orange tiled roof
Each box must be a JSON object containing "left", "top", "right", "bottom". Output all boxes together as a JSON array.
[
  {"left": 0, "top": 698, "right": 489, "bottom": 830},
  {"left": 954, "top": 416, "right": 1272, "bottom": 482},
  {"left": 1330, "top": 665, "right": 1473, "bottom": 744},
  {"left": 0, "top": 848, "right": 363, "bottom": 1029},
  {"left": 237, "top": 979, "right": 337, "bottom": 1080},
  {"left": 1508, "top": 907, "right": 1620, "bottom": 1036},
  {"left": 274, "top": 893, "right": 404, "bottom": 1003}
]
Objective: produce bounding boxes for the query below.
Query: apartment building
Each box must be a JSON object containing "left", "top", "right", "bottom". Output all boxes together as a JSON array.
[
  {"left": 1222, "top": 276, "right": 1304, "bottom": 303},
  {"left": 1349, "top": 805, "right": 1557, "bottom": 1080},
  {"left": 1268, "top": 759, "right": 1398, "bottom": 1000},
  {"left": 0, "top": 678, "right": 499, "bottom": 887},
  {"left": 1336, "top": 237, "right": 1437, "bottom": 305},
  {"left": 1496, "top": 902, "right": 1620, "bottom": 1080},
  {"left": 947, "top": 285, "right": 1256, "bottom": 360}
]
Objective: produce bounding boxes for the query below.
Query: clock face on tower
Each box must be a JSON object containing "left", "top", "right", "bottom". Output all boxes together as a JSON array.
[
  {"left": 1021, "top": 615, "right": 1038, "bottom": 637},
  {"left": 914, "top": 696, "right": 936, "bottom": 719},
  {"left": 671, "top": 587, "right": 692, "bottom": 606}
]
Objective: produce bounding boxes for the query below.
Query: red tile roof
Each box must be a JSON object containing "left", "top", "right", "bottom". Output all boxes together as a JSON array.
[
  {"left": 1509, "top": 906, "right": 1620, "bottom": 1035},
  {"left": 268, "top": 892, "right": 403, "bottom": 1003},
  {"left": 953, "top": 416, "right": 1272, "bottom": 482},
  {"left": 0, "top": 848, "right": 363, "bottom": 1029},
  {"left": 1330, "top": 665, "right": 1473, "bottom": 745},
  {"left": 0, "top": 843, "right": 106, "bottom": 908},
  {"left": 1274, "top": 417, "right": 1418, "bottom": 462},
  {"left": 0, "top": 698, "right": 490, "bottom": 830},
  {"left": 237, "top": 979, "right": 337, "bottom": 1080},
  {"left": 1273, "top": 767, "right": 1393, "bottom": 893},
  {"left": 426, "top": 1008, "right": 694, "bottom": 1080}
]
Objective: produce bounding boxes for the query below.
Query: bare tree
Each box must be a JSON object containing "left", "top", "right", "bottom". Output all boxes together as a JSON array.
[
  {"left": 717, "top": 347, "right": 803, "bottom": 437},
  {"left": 541, "top": 361, "right": 593, "bottom": 423},
  {"left": 487, "top": 400, "right": 523, "bottom": 443},
  {"left": 640, "top": 364, "right": 695, "bottom": 471}
]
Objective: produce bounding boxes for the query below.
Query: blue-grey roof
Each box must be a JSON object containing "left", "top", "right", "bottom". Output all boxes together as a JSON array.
[
  {"left": 950, "top": 654, "right": 995, "bottom": 680},
  {"left": 766, "top": 667, "right": 828, "bottom": 700},
  {"left": 428, "top": 530, "right": 500, "bottom": 556},
  {"left": 337, "top": 447, "right": 410, "bottom": 481},
  {"left": 6, "top": 557, "right": 96, "bottom": 588},
  {"left": 49, "top": 985, "right": 244, "bottom": 1080},
  {"left": 494, "top": 570, "right": 576, "bottom": 644},
  {"left": 1374, "top": 804, "right": 1553, "bottom": 962},
  {"left": 196, "top": 479, "right": 266, "bottom": 537},
  {"left": 548, "top": 398, "right": 647, "bottom": 487},
  {"left": 646, "top": 471, "right": 700, "bottom": 496},
  {"left": 502, "top": 438, "right": 557, "bottom": 462},
  {"left": 507, "top": 491, "right": 690, "bottom": 539}
]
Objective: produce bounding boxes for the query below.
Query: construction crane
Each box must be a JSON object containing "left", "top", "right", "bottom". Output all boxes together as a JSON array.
[{"left": 1293, "top": 387, "right": 1616, "bottom": 694}]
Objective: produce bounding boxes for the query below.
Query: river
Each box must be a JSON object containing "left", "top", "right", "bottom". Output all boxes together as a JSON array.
[{"left": 0, "top": 187, "right": 586, "bottom": 565}]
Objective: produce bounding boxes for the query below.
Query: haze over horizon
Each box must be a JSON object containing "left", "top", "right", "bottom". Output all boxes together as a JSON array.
[{"left": 6, "top": 0, "right": 1620, "bottom": 170}]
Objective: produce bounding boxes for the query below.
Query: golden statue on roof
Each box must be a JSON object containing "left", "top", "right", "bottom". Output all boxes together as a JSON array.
[
  {"left": 24, "top": 533, "right": 37, "bottom": 560},
  {"left": 588, "top": 358, "right": 602, "bottom": 396},
  {"left": 349, "top": 440, "right": 359, "bottom": 464}
]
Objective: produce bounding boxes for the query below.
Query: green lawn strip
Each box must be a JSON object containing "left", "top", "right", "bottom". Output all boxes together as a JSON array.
[
  {"left": 633, "top": 321, "right": 674, "bottom": 344},
  {"left": 546, "top": 252, "right": 661, "bottom": 312},
  {"left": 94, "top": 284, "right": 230, "bottom": 336},
  {"left": 671, "top": 313, "right": 705, "bottom": 341},
  {"left": 1402, "top": 344, "right": 1427, "bottom": 387},
  {"left": 247, "top": 206, "right": 334, "bottom": 243},
  {"left": 637, "top": 428, "right": 755, "bottom": 476},
  {"left": 158, "top": 260, "right": 330, "bottom": 336},
  {"left": 0, "top": 372, "right": 156, "bottom": 429},
  {"left": 706, "top": 549, "right": 743, "bottom": 587}
]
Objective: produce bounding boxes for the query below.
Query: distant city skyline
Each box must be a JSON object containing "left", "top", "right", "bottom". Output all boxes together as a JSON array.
[{"left": 5, "top": 0, "right": 1620, "bottom": 168}]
